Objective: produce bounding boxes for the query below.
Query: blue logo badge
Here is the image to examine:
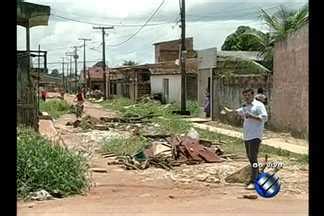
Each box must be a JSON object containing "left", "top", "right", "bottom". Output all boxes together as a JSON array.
[{"left": 255, "top": 172, "right": 280, "bottom": 198}]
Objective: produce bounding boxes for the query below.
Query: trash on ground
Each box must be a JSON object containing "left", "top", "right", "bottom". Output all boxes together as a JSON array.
[
  {"left": 28, "top": 190, "right": 53, "bottom": 201},
  {"left": 241, "top": 194, "right": 258, "bottom": 199}
]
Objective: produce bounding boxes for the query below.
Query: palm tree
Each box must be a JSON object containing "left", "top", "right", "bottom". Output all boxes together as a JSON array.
[
  {"left": 259, "top": 4, "right": 308, "bottom": 41},
  {"left": 242, "top": 31, "right": 274, "bottom": 70},
  {"left": 242, "top": 4, "right": 308, "bottom": 70}
]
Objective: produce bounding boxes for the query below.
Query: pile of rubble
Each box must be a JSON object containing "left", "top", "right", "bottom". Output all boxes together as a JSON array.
[
  {"left": 106, "top": 131, "right": 227, "bottom": 171},
  {"left": 65, "top": 113, "right": 162, "bottom": 134}
]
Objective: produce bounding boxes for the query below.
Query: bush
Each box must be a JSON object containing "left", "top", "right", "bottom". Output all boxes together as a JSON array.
[
  {"left": 40, "top": 99, "right": 70, "bottom": 119},
  {"left": 17, "top": 127, "right": 89, "bottom": 199},
  {"left": 187, "top": 100, "right": 201, "bottom": 117}
]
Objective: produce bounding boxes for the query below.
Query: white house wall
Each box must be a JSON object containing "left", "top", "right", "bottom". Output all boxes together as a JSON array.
[
  {"left": 197, "top": 47, "right": 217, "bottom": 105},
  {"left": 151, "top": 75, "right": 181, "bottom": 105},
  {"left": 198, "top": 68, "right": 210, "bottom": 105}
]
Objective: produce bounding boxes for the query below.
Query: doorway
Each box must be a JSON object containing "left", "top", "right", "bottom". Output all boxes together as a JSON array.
[{"left": 162, "top": 78, "right": 169, "bottom": 104}]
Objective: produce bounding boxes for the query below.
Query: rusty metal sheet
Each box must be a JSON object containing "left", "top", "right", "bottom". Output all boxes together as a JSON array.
[{"left": 180, "top": 137, "right": 223, "bottom": 163}]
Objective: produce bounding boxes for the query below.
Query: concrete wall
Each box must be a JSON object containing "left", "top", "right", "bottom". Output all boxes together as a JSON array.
[
  {"left": 151, "top": 74, "right": 197, "bottom": 105},
  {"left": 271, "top": 24, "right": 308, "bottom": 136},
  {"left": 212, "top": 74, "right": 271, "bottom": 126},
  {"left": 197, "top": 48, "right": 217, "bottom": 105},
  {"left": 151, "top": 75, "right": 181, "bottom": 104},
  {"left": 198, "top": 68, "right": 210, "bottom": 105}
]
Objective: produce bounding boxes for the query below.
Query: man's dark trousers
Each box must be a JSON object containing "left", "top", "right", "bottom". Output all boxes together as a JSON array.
[{"left": 244, "top": 138, "right": 261, "bottom": 183}]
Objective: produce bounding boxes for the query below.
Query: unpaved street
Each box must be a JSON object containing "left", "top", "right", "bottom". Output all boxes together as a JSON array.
[{"left": 17, "top": 95, "right": 308, "bottom": 216}]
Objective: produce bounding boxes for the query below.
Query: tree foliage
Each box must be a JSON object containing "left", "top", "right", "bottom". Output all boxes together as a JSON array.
[
  {"left": 122, "top": 60, "right": 138, "bottom": 66},
  {"left": 51, "top": 69, "right": 59, "bottom": 75},
  {"left": 221, "top": 26, "right": 267, "bottom": 51},
  {"left": 221, "top": 4, "right": 308, "bottom": 71}
]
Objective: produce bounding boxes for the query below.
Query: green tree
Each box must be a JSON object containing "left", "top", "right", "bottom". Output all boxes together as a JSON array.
[
  {"left": 51, "top": 69, "right": 59, "bottom": 75},
  {"left": 122, "top": 60, "right": 137, "bottom": 66},
  {"left": 221, "top": 26, "right": 266, "bottom": 51}
]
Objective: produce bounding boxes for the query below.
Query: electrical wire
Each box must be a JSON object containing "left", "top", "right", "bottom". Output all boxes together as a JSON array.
[
  {"left": 50, "top": 13, "right": 171, "bottom": 27},
  {"left": 107, "top": 0, "right": 166, "bottom": 47}
]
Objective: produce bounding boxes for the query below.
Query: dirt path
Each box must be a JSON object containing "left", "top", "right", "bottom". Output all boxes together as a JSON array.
[{"left": 17, "top": 96, "right": 308, "bottom": 216}]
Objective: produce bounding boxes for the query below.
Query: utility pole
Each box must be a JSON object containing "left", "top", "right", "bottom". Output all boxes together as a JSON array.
[
  {"left": 66, "top": 52, "right": 74, "bottom": 93},
  {"left": 62, "top": 57, "right": 65, "bottom": 90},
  {"left": 37, "top": 45, "right": 41, "bottom": 115},
  {"left": 79, "top": 38, "right": 91, "bottom": 88},
  {"left": 180, "top": 0, "right": 186, "bottom": 112},
  {"left": 93, "top": 26, "right": 114, "bottom": 100},
  {"left": 73, "top": 46, "right": 80, "bottom": 91}
]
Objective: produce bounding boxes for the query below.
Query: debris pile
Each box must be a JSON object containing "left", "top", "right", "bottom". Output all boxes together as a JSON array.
[
  {"left": 66, "top": 115, "right": 106, "bottom": 130},
  {"left": 107, "top": 134, "right": 225, "bottom": 171}
]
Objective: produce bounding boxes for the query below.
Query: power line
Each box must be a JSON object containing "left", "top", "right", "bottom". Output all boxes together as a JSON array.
[
  {"left": 46, "top": 41, "right": 102, "bottom": 52},
  {"left": 51, "top": 13, "right": 171, "bottom": 27},
  {"left": 108, "top": 0, "right": 166, "bottom": 47},
  {"left": 46, "top": 60, "right": 101, "bottom": 65}
]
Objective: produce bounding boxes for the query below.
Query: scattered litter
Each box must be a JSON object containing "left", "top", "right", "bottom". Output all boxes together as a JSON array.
[
  {"left": 39, "top": 112, "right": 53, "bottom": 120},
  {"left": 51, "top": 189, "right": 64, "bottom": 198},
  {"left": 29, "top": 190, "right": 53, "bottom": 201},
  {"left": 241, "top": 194, "right": 258, "bottom": 200},
  {"left": 91, "top": 168, "right": 108, "bottom": 173},
  {"left": 187, "top": 128, "right": 200, "bottom": 140}
]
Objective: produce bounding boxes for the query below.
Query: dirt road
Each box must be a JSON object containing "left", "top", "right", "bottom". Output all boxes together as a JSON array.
[{"left": 17, "top": 95, "right": 308, "bottom": 216}]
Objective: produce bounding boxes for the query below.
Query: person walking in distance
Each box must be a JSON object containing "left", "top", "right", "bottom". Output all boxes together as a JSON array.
[
  {"left": 74, "top": 88, "right": 85, "bottom": 118},
  {"left": 203, "top": 90, "right": 211, "bottom": 118},
  {"left": 41, "top": 88, "right": 47, "bottom": 102},
  {"left": 222, "top": 88, "right": 268, "bottom": 190},
  {"left": 255, "top": 87, "right": 268, "bottom": 105}
]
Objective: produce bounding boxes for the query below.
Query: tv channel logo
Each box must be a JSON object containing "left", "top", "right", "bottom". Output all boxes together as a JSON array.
[{"left": 255, "top": 172, "right": 281, "bottom": 198}]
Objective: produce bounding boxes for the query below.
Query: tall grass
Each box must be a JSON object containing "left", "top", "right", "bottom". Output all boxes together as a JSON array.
[
  {"left": 102, "top": 136, "right": 149, "bottom": 155},
  {"left": 40, "top": 99, "right": 70, "bottom": 119},
  {"left": 17, "top": 127, "right": 89, "bottom": 199}
]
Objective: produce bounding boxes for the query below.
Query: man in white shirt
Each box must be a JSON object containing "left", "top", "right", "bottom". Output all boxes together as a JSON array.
[{"left": 223, "top": 88, "right": 268, "bottom": 190}]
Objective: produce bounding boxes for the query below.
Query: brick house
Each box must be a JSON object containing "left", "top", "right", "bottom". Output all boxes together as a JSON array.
[
  {"left": 150, "top": 38, "right": 198, "bottom": 105},
  {"left": 270, "top": 23, "right": 308, "bottom": 138}
]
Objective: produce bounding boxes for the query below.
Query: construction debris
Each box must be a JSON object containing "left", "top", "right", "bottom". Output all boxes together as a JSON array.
[
  {"left": 172, "top": 136, "right": 224, "bottom": 163},
  {"left": 108, "top": 135, "right": 225, "bottom": 171},
  {"left": 66, "top": 115, "right": 106, "bottom": 130},
  {"left": 100, "top": 113, "right": 160, "bottom": 124}
]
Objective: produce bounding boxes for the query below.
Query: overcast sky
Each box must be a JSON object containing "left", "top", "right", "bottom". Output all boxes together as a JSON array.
[{"left": 17, "top": 0, "right": 308, "bottom": 72}]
